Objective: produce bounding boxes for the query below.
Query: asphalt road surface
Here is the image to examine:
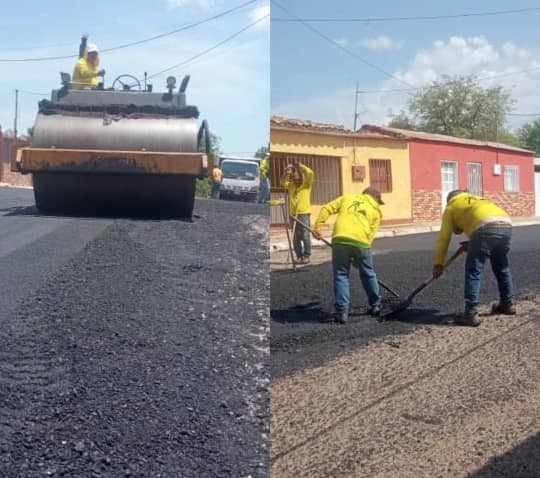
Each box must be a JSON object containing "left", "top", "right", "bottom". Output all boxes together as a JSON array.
[
  {"left": 271, "top": 226, "right": 540, "bottom": 477},
  {"left": 0, "top": 186, "right": 269, "bottom": 478},
  {"left": 271, "top": 227, "right": 540, "bottom": 378}
]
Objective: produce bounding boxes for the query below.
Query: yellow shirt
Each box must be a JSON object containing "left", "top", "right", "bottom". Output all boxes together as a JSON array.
[
  {"left": 280, "top": 165, "right": 314, "bottom": 215},
  {"left": 434, "top": 192, "right": 511, "bottom": 265},
  {"left": 315, "top": 193, "right": 382, "bottom": 248},
  {"left": 72, "top": 56, "right": 100, "bottom": 89},
  {"left": 259, "top": 157, "right": 269, "bottom": 180},
  {"left": 212, "top": 167, "right": 223, "bottom": 183}
]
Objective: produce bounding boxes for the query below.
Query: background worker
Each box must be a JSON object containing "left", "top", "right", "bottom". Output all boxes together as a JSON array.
[
  {"left": 211, "top": 164, "right": 223, "bottom": 199},
  {"left": 313, "top": 187, "right": 384, "bottom": 324},
  {"left": 258, "top": 154, "right": 270, "bottom": 203},
  {"left": 72, "top": 34, "right": 105, "bottom": 89},
  {"left": 280, "top": 161, "right": 314, "bottom": 264},
  {"left": 433, "top": 190, "right": 515, "bottom": 327}
]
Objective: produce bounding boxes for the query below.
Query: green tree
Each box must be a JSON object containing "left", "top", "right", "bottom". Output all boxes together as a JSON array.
[
  {"left": 254, "top": 145, "right": 269, "bottom": 158},
  {"left": 388, "top": 110, "right": 417, "bottom": 130},
  {"left": 387, "top": 76, "right": 515, "bottom": 142},
  {"left": 518, "top": 119, "right": 540, "bottom": 155}
]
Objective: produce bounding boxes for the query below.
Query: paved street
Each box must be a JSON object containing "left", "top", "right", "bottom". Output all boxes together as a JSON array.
[
  {"left": 271, "top": 226, "right": 540, "bottom": 477},
  {"left": 0, "top": 186, "right": 269, "bottom": 478}
]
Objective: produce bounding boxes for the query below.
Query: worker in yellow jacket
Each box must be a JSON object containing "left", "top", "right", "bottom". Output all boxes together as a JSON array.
[
  {"left": 281, "top": 161, "right": 314, "bottom": 264},
  {"left": 313, "top": 188, "right": 384, "bottom": 324},
  {"left": 433, "top": 190, "right": 515, "bottom": 326},
  {"left": 258, "top": 154, "right": 270, "bottom": 203},
  {"left": 72, "top": 35, "right": 105, "bottom": 89}
]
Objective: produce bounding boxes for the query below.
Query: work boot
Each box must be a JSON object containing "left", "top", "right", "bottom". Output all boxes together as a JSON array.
[
  {"left": 335, "top": 311, "right": 348, "bottom": 324},
  {"left": 367, "top": 305, "right": 381, "bottom": 317},
  {"left": 454, "top": 308, "right": 482, "bottom": 327},
  {"left": 490, "top": 301, "right": 517, "bottom": 315},
  {"left": 301, "top": 256, "right": 311, "bottom": 265}
]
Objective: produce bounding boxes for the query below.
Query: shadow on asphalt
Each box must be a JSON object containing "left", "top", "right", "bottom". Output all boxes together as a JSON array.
[
  {"left": 468, "top": 432, "right": 540, "bottom": 478},
  {"left": 1, "top": 205, "right": 200, "bottom": 222},
  {"left": 272, "top": 303, "right": 455, "bottom": 326}
]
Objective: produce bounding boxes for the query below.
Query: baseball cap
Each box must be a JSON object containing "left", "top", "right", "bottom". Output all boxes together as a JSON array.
[
  {"left": 363, "top": 187, "right": 385, "bottom": 205},
  {"left": 86, "top": 44, "right": 99, "bottom": 53}
]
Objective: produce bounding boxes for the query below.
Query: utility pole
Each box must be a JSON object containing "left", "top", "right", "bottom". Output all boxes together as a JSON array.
[
  {"left": 353, "top": 81, "right": 360, "bottom": 131},
  {"left": 14, "top": 89, "right": 19, "bottom": 141}
]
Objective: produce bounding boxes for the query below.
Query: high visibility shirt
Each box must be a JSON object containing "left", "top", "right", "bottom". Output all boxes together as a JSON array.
[
  {"left": 259, "top": 157, "right": 269, "bottom": 180},
  {"left": 315, "top": 193, "right": 383, "bottom": 248},
  {"left": 281, "top": 164, "right": 314, "bottom": 215},
  {"left": 212, "top": 167, "right": 223, "bottom": 184},
  {"left": 72, "top": 54, "right": 100, "bottom": 89},
  {"left": 434, "top": 192, "right": 511, "bottom": 265}
]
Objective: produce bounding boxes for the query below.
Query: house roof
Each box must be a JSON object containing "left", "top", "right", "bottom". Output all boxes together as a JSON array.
[
  {"left": 359, "top": 125, "right": 533, "bottom": 154},
  {"left": 270, "top": 116, "right": 350, "bottom": 135}
]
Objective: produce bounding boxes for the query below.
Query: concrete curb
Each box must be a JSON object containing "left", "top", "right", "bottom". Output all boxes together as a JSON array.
[{"left": 270, "top": 220, "right": 540, "bottom": 252}]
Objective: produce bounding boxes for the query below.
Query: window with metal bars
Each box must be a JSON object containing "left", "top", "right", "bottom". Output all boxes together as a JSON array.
[
  {"left": 269, "top": 152, "right": 342, "bottom": 205},
  {"left": 369, "top": 159, "right": 392, "bottom": 193}
]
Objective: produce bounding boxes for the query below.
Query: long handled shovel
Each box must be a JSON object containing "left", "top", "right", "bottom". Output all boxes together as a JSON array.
[
  {"left": 379, "top": 241, "right": 468, "bottom": 321},
  {"left": 289, "top": 215, "right": 400, "bottom": 299}
]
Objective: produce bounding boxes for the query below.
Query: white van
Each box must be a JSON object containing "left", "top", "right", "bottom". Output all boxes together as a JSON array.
[{"left": 219, "top": 157, "right": 260, "bottom": 202}]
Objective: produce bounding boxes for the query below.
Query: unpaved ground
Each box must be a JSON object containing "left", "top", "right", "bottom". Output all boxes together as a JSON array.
[
  {"left": 0, "top": 187, "right": 269, "bottom": 478},
  {"left": 271, "top": 228, "right": 540, "bottom": 477},
  {"left": 271, "top": 298, "right": 540, "bottom": 477}
]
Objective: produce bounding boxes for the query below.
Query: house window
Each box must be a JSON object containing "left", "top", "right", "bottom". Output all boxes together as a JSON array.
[
  {"left": 504, "top": 166, "right": 519, "bottom": 192},
  {"left": 369, "top": 159, "right": 392, "bottom": 193},
  {"left": 467, "top": 163, "right": 483, "bottom": 196}
]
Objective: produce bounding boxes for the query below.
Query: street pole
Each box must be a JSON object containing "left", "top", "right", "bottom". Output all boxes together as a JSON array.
[
  {"left": 353, "top": 81, "right": 360, "bottom": 131},
  {"left": 14, "top": 89, "right": 19, "bottom": 142}
]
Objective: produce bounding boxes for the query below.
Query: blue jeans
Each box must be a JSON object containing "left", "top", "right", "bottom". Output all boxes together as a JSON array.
[
  {"left": 465, "top": 226, "right": 513, "bottom": 310},
  {"left": 332, "top": 243, "right": 381, "bottom": 313},
  {"left": 258, "top": 178, "right": 270, "bottom": 203},
  {"left": 292, "top": 214, "right": 311, "bottom": 259},
  {"left": 211, "top": 183, "right": 221, "bottom": 199}
]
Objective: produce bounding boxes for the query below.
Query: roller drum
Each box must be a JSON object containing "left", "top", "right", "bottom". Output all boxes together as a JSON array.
[{"left": 32, "top": 113, "right": 198, "bottom": 152}]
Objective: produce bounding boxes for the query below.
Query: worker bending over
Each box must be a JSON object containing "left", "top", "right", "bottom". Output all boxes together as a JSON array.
[
  {"left": 433, "top": 190, "right": 515, "bottom": 327},
  {"left": 280, "top": 161, "right": 314, "bottom": 264},
  {"left": 72, "top": 34, "right": 105, "bottom": 89},
  {"left": 314, "top": 188, "right": 384, "bottom": 324}
]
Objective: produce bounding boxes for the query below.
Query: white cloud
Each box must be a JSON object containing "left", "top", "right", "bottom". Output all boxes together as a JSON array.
[
  {"left": 273, "top": 36, "right": 540, "bottom": 132},
  {"left": 334, "top": 37, "right": 349, "bottom": 48},
  {"left": 358, "top": 35, "right": 400, "bottom": 52},
  {"left": 250, "top": 3, "right": 270, "bottom": 31},
  {"left": 166, "top": 0, "right": 215, "bottom": 10}
]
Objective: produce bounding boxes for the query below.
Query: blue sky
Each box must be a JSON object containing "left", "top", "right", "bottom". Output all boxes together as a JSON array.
[
  {"left": 0, "top": 0, "right": 269, "bottom": 155},
  {"left": 271, "top": 0, "right": 540, "bottom": 131}
]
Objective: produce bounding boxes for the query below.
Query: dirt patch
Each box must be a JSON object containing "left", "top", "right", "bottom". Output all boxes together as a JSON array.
[{"left": 271, "top": 298, "right": 540, "bottom": 477}]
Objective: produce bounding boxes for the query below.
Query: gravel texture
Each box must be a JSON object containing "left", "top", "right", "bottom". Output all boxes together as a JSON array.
[{"left": 0, "top": 190, "right": 269, "bottom": 478}]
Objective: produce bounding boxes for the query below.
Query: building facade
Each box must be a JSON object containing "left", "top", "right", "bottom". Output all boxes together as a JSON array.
[{"left": 360, "top": 125, "right": 536, "bottom": 222}]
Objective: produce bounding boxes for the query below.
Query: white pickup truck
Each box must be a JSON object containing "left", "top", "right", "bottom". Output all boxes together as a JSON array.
[{"left": 219, "top": 156, "right": 260, "bottom": 202}]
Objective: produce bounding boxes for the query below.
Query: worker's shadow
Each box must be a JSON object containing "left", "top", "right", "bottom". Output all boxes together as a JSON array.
[
  {"left": 382, "top": 307, "right": 455, "bottom": 326},
  {"left": 271, "top": 301, "right": 333, "bottom": 324}
]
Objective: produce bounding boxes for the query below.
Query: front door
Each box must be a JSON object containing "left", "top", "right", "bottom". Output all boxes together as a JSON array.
[{"left": 441, "top": 161, "right": 458, "bottom": 210}]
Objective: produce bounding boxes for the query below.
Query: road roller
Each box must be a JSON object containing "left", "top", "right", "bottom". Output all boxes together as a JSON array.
[{"left": 11, "top": 73, "right": 211, "bottom": 218}]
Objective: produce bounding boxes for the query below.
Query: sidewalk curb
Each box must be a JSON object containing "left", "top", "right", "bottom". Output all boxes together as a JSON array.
[
  {"left": 0, "top": 183, "right": 33, "bottom": 190},
  {"left": 270, "top": 220, "right": 540, "bottom": 252}
]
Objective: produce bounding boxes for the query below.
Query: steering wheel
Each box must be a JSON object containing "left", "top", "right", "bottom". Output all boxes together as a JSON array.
[{"left": 112, "top": 74, "right": 142, "bottom": 91}]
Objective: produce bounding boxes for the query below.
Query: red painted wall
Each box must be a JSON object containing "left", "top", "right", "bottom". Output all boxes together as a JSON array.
[{"left": 410, "top": 140, "right": 535, "bottom": 193}]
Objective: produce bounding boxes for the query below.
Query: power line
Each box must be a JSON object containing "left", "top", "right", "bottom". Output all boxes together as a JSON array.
[
  {"left": 146, "top": 15, "right": 267, "bottom": 80},
  {"left": 508, "top": 113, "right": 540, "bottom": 117},
  {"left": 18, "top": 89, "right": 48, "bottom": 96},
  {"left": 270, "top": 0, "right": 416, "bottom": 91},
  {"left": 272, "top": 7, "right": 540, "bottom": 23},
  {"left": 0, "top": 0, "right": 258, "bottom": 62}
]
